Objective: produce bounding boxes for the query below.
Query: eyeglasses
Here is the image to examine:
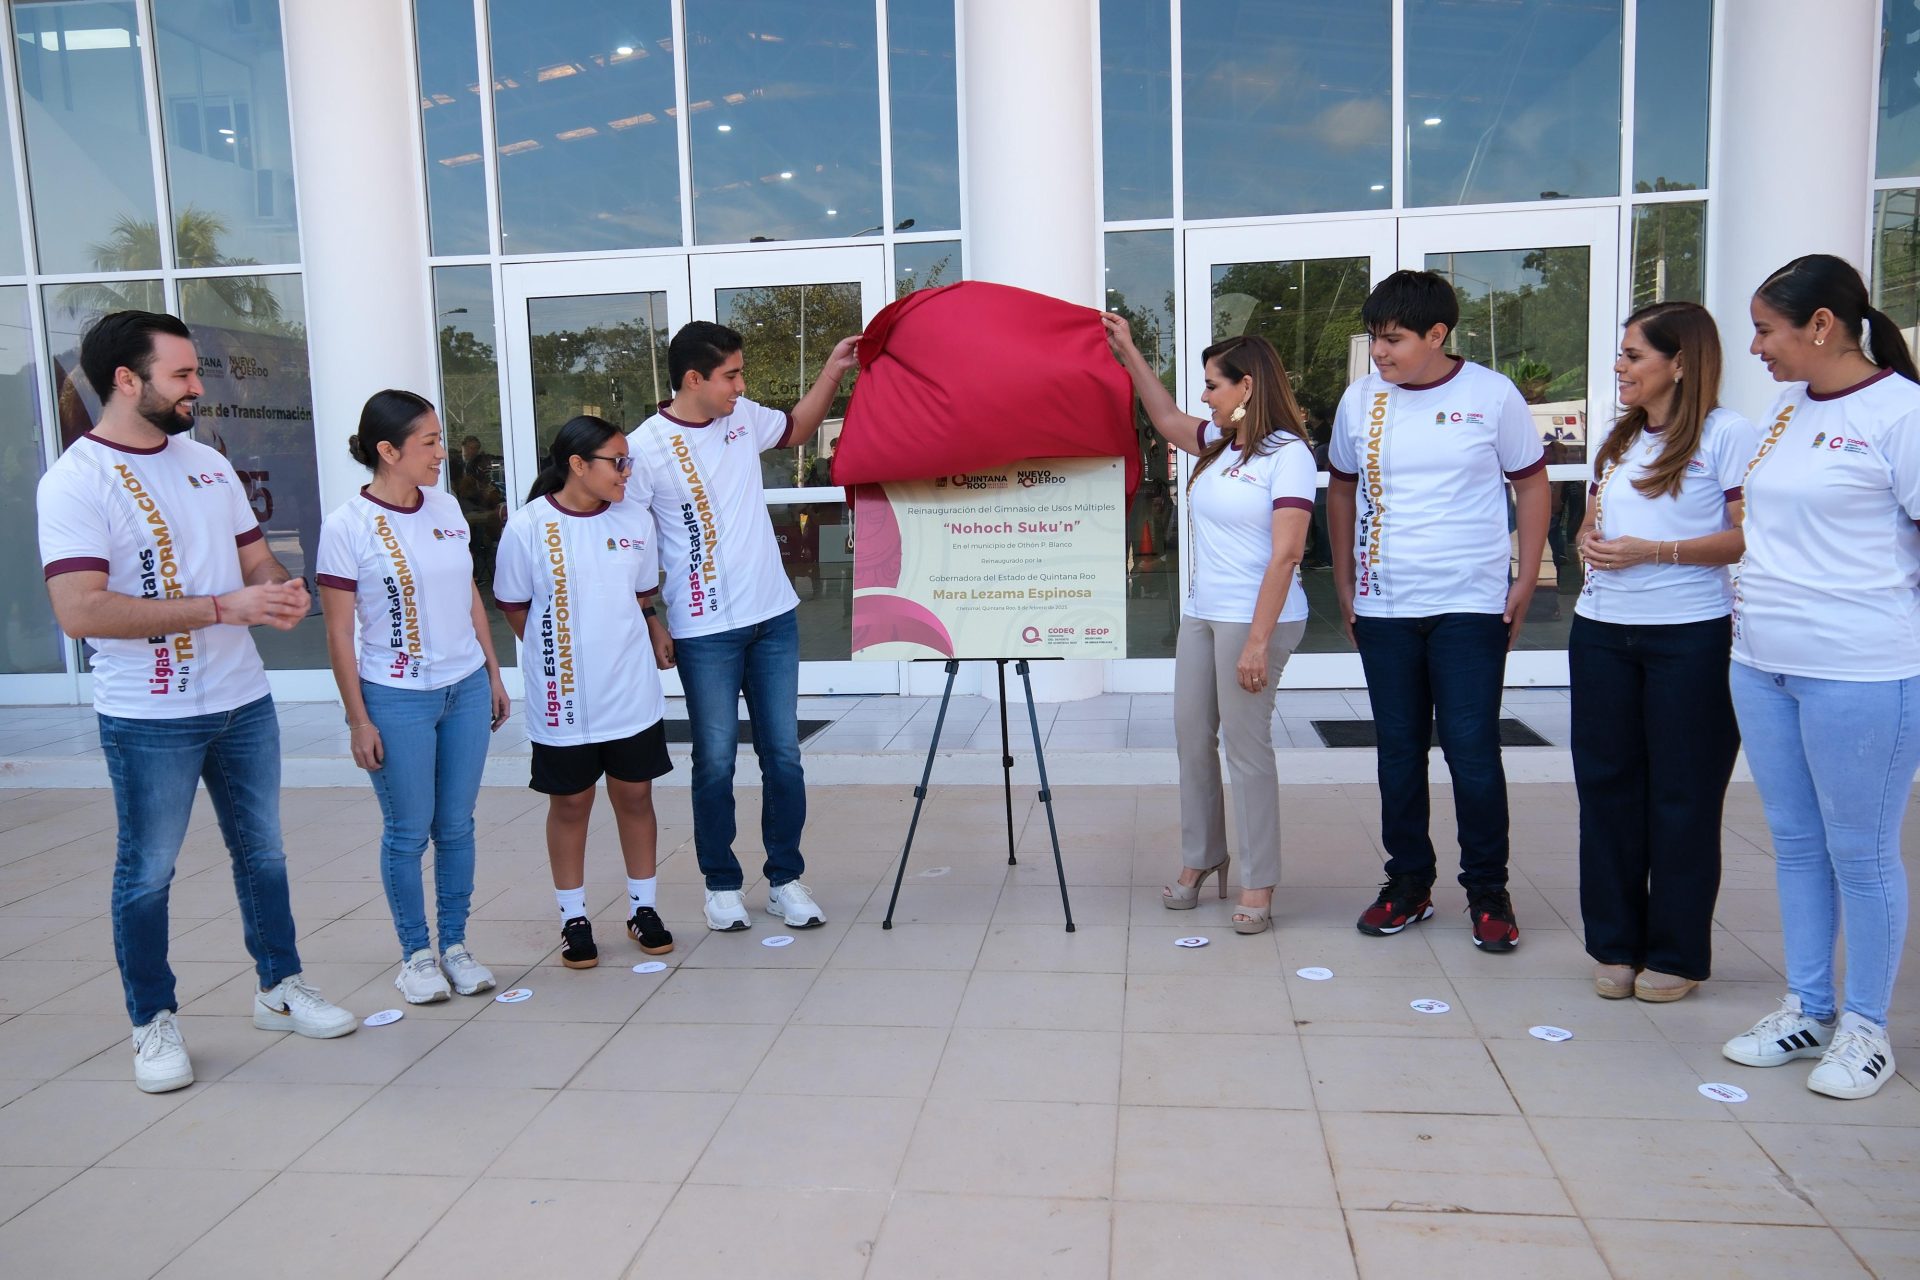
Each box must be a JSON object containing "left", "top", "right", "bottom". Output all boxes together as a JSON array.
[{"left": 587, "top": 453, "right": 634, "bottom": 474}]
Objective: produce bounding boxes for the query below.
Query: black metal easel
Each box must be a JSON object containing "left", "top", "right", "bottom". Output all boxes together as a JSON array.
[{"left": 882, "top": 657, "right": 1075, "bottom": 932}]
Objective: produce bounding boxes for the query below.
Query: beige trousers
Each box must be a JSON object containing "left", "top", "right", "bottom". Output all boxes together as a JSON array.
[{"left": 1173, "top": 614, "right": 1306, "bottom": 890}]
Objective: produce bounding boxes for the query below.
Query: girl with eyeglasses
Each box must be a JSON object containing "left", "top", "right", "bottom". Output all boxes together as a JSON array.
[
  {"left": 319, "top": 389, "right": 512, "bottom": 1004},
  {"left": 494, "top": 415, "right": 675, "bottom": 970}
]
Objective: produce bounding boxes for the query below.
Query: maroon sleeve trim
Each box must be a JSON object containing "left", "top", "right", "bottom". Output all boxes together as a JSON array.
[
  {"left": 1326, "top": 464, "right": 1359, "bottom": 482},
  {"left": 43, "top": 556, "right": 108, "bottom": 580},
  {"left": 496, "top": 599, "right": 531, "bottom": 613},
  {"left": 1587, "top": 482, "right": 1598, "bottom": 496},
  {"left": 316, "top": 573, "right": 357, "bottom": 592},
  {"left": 1505, "top": 456, "right": 1547, "bottom": 480},
  {"left": 1723, "top": 487, "right": 1744, "bottom": 503},
  {"left": 235, "top": 526, "right": 265, "bottom": 548},
  {"left": 1272, "top": 496, "right": 1314, "bottom": 512},
  {"left": 774, "top": 411, "right": 797, "bottom": 449},
  {"left": 638, "top": 585, "right": 660, "bottom": 599}
]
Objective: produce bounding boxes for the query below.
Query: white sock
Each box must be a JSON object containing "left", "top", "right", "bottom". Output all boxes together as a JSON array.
[
  {"left": 555, "top": 886, "right": 587, "bottom": 921},
  {"left": 627, "top": 876, "right": 657, "bottom": 911}
]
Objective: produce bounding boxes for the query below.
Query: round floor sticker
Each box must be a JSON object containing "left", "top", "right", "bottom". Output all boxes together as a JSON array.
[
  {"left": 1699, "top": 1082, "right": 1749, "bottom": 1103},
  {"left": 363, "top": 1008, "right": 404, "bottom": 1028},
  {"left": 632, "top": 961, "right": 668, "bottom": 974},
  {"left": 762, "top": 935, "right": 795, "bottom": 948},
  {"left": 1174, "top": 936, "right": 1210, "bottom": 948},
  {"left": 1295, "top": 967, "right": 1334, "bottom": 981},
  {"left": 1409, "top": 999, "right": 1451, "bottom": 1014},
  {"left": 494, "top": 988, "right": 533, "bottom": 1003},
  {"left": 1529, "top": 1025, "right": 1573, "bottom": 1042}
]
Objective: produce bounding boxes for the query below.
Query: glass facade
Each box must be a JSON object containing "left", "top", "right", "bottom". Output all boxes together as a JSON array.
[
  {"left": 1099, "top": 0, "right": 1171, "bottom": 221},
  {"left": 0, "top": 285, "right": 58, "bottom": 674},
  {"left": 1103, "top": 228, "right": 1178, "bottom": 659}
]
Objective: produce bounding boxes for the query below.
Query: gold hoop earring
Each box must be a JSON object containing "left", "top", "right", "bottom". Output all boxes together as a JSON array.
[{"left": 1815, "top": 337, "right": 1826, "bottom": 347}]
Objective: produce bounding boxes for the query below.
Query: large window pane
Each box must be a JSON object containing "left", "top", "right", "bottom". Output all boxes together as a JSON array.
[
  {"left": 525, "top": 291, "right": 672, "bottom": 455},
  {"left": 414, "top": 0, "right": 490, "bottom": 255},
  {"left": 687, "top": 0, "right": 882, "bottom": 244},
  {"left": 1101, "top": 0, "right": 1172, "bottom": 220},
  {"left": 1182, "top": 0, "right": 1390, "bottom": 219},
  {"left": 715, "top": 281, "right": 861, "bottom": 489},
  {"left": 1630, "top": 201, "right": 1705, "bottom": 308},
  {"left": 153, "top": 0, "right": 300, "bottom": 267},
  {"left": 14, "top": 1, "right": 160, "bottom": 273},
  {"left": 1873, "top": 188, "right": 1920, "bottom": 348},
  {"left": 1104, "top": 229, "right": 1178, "bottom": 659},
  {"left": 45, "top": 278, "right": 164, "bottom": 445},
  {"left": 489, "top": 0, "right": 680, "bottom": 252},
  {"left": 894, "top": 239, "right": 958, "bottom": 297},
  {"left": 1632, "top": 0, "right": 1709, "bottom": 193},
  {"left": 1406, "top": 0, "right": 1622, "bottom": 207},
  {"left": 0, "top": 76, "right": 26, "bottom": 275},
  {"left": 767, "top": 500, "right": 851, "bottom": 660},
  {"left": 0, "top": 285, "right": 62, "bottom": 672},
  {"left": 177, "top": 274, "right": 324, "bottom": 670},
  {"left": 887, "top": 0, "right": 960, "bottom": 233},
  {"left": 1882, "top": 0, "right": 1920, "bottom": 178},
  {"left": 433, "top": 265, "right": 515, "bottom": 656}
]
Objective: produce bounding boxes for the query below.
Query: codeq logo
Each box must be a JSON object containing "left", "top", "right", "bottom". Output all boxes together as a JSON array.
[
  {"left": 184, "top": 471, "right": 229, "bottom": 489},
  {"left": 1016, "top": 468, "right": 1068, "bottom": 488},
  {"left": 947, "top": 473, "right": 1009, "bottom": 491},
  {"left": 1020, "top": 626, "right": 1041, "bottom": 644}
]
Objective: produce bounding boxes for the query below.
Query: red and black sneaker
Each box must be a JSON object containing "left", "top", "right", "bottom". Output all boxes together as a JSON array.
[
  {"left": 1356, "top": 875, "right": 1435, "bottom": 936},
  {"left": 1466, "top": 889, "right": 1520, "bottom": 952}
]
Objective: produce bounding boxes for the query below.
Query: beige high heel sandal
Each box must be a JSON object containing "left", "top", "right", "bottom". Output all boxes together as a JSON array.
[
  {"left": 1232, "top": 896, "right": 1273, "bottom": 935},
  {"left": 1163, "top": 856, "right": 1230, "bottom": 910}
]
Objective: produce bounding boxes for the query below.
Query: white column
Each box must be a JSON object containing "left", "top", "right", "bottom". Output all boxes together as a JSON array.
[
  {"left": 962, "top": 0, "right": 1105, "bottom": 700},
  {"left": 1708, "top": 0, "right": 1878, "bottom": 422},
  {"left": 283, "top": 0, "right": 438, "bottom": 516}
]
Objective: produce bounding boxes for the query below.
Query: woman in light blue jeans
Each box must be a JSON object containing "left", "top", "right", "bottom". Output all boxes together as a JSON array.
[
  {"left": 1722, "top": 254, "right": 1920, "bottom": 1100},
  {"left": 319, "top": 390, "right": 511, "bottom": 1004}
]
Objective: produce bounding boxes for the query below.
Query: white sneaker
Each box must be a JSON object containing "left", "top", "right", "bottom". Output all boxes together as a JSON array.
[
  {"left": 704, "top": 889, "right": 752, "bottom": 932},
  {"left": 253, "top": 974, "right": 358, "bottom": 1038},
  {"left": 1807, "top": 1013, "right": 1897, "bottom": 1100},
  {"left": 131, "top": 1010, "right": 193, "bottom": 1094},
  {"left": 394, "top": 949, "right": 452, "bottom": 1004},
  {"left": 1722, "top": 994, "right": 1833, "bottom": 1067},
  {"left": 440, "top": 944, "right": 495, "bottom": 996},
  {"left": 767, "top": 880, "right": 826, "bottom": 929}
]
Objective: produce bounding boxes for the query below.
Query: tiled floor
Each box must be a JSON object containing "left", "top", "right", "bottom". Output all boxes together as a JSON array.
[{"left": 0, "top": 778, "right": 1916, "bottom": 1277}]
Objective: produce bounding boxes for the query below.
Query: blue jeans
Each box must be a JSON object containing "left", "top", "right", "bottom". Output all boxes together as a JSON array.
[
  {"left": 1729, "top": 661, "right": 1919, "bottom": 1027},
  {"left": 1353, "top": 612, "right": 1512, "bottom": 891},
  {"left": 362, "top": 666, "right": 492, "bottom": 957},
  {"left": 674, "top": 607, "right": 805, "bottom": 891},
  {"left": 98, "top": 694, "right": 301, "bottom": 1026}
]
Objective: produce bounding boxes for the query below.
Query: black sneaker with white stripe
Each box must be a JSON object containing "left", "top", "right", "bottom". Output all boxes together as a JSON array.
[
  {"left": 1807, "top": 1014, "right": 1897, "bottom": 1100},
  {"left": 1721, "top": 995, "right": 1833, "bottom": 1067}
]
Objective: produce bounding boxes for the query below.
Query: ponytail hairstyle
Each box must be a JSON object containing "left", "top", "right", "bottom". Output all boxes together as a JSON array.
[
  {"left": 1592, "top": 301, "right": 1722, "bottom": 499},
  {"left": 1190, "top": 334, "right": 1308, "bottom": 486},
  {"left": 348, "top": 389, "right": 435, "bottom": 472},
  {"left": 526, "top": 414, "right": 622, "bottom": 502},
  {"left": 1754, "top": 254, "right": 1920, "bottom": 385}
]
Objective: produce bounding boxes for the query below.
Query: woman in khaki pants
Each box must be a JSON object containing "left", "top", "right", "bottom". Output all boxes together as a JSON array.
[{"left": 1103, "top": 317, "right": 1314, "bottom": 934}]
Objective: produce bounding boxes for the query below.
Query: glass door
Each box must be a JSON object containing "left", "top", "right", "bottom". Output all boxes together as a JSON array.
[
  {"left": 1183, "top": 219, "right": 1398, "bottom": 689},
  {"left": 690, "top": 245, "right": 892, "bottom": 694},
  {"left": 1398, "top": 205, "right": 1621, "bottom": 685},
  {"left": 499, "top": 257, "right": 692, "bottom": 685}
]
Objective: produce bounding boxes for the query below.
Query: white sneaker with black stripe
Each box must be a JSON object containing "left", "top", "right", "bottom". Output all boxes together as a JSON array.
[
  {"left": 1722, "top": 994, "right": 1833, "bottom": 1067},
  {"left": 1807, "top": 1013, "right": 1897, "bottom": 1100}
]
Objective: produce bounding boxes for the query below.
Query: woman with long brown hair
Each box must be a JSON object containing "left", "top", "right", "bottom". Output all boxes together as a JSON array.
[
  {"left": 1103, "top": 318, "right": 1313, "bottom": 935},
  {"left": 1573, "top": 302, "right": 1757, "bottom": 1003}
]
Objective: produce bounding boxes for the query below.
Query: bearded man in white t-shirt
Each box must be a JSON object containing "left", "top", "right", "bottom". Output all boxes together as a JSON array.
[
  {"left": 1326, "top": 271, "right": 1550, "bottom": 952},
  {"left": 630, "top": 321, "right": 858, "bottom": 933},
  {"left": 36, "top": 311, "right": 357, "bottom": 1094}
]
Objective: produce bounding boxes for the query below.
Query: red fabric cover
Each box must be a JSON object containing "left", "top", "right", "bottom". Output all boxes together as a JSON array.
[{"left": 831, "top": 281, "right": 1139, "bottom": 496}]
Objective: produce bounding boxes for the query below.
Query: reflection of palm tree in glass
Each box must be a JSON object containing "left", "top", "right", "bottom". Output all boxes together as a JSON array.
[{"left": 58, "top": 208, "right": 286, "bottom": 328}]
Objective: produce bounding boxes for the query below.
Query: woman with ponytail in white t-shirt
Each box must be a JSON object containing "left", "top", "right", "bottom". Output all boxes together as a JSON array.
[
  {"left": 1572, "top": 302, "right": 1757, "bottom": 1005},
  {"left": 1720, "top": 254, "right": 1920, "bottom": 1100},
  {"left": 1104, "top": 316, "right": 1314, "bottom": 936}
]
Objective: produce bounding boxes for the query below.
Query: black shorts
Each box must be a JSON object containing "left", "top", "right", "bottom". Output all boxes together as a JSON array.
[{"left": 529, "top": 720, "right": 673, "bottom": 795}]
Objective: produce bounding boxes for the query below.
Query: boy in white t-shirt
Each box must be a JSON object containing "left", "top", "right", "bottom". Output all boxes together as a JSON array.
[
  {"left": 36, "top": 311, "right": 356, "bottom": 1094},
  {"left": 1326, "top": 271, "right": 1550, "bottom": 952},
  {"left": 629, "top": 321, "right": 858, "bottom": 933}
]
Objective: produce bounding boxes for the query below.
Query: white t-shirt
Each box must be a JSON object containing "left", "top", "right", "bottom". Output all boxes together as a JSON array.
[
  {"left": 1186, "top": 422, "right": 1314, "bottom": 624},
  {"left": 628, "top": 399, "right": 799, "bottom": 638},
  {"left": 317, "top": 487, "right": 485, "bottom": 689},
  {"left": 493, "top": 493, "right": 666, "bottom": 746},
  {"left": 1328, "top": 359, "right": 1545, "bottom": 617},
  {"left": 36, "top": 432, "right": 270, "bottom": 719},
  {"left": 1576, "top": 407, "right": 1760, "bottom": 625},
  {"left": 1734, "top": 369, "right": 1920, "bottom": 681}
]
